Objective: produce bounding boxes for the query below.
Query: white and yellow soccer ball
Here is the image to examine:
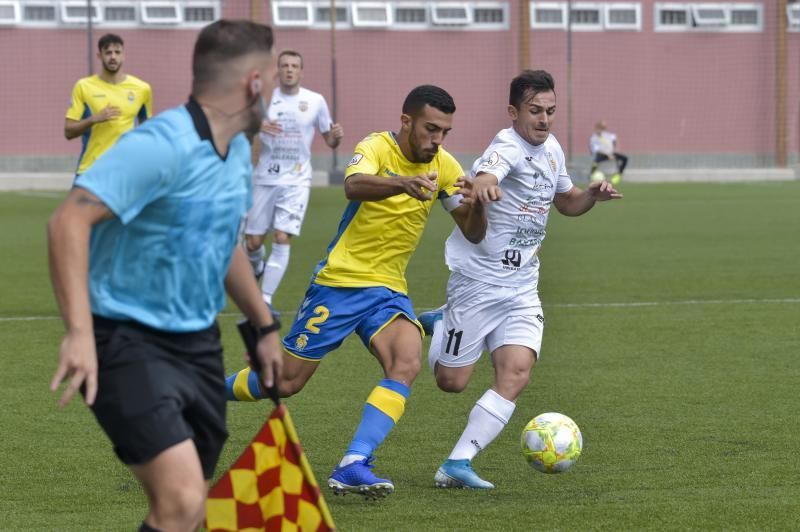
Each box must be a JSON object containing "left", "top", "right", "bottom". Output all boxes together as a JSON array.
[
  {"left": 590, "top": 169, "right": 605, "bottom": 182},
  {"left": 521, "top": 412, "right": 583, "bottom": 474}
]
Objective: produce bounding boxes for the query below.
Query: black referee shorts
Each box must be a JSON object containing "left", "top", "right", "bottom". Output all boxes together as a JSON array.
[{"left": 89, "top": 315, "right": 228, "bottom": 480}]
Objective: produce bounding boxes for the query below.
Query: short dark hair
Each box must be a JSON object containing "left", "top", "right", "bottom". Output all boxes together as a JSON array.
[
  {"left": 278, "top": 49, "right": 303, "bottom": 68},
  {"left": 509, "top": 70, "right": 555, "bottom": 109},
  {"left": 98, "top": 33, "right": 123, "bottom": 51},
  {"left": 192, "top": 20, "right": 274, "bottom": 95},
  {"left": 402, "top": 85, "right": 456, "bottom": 117}
]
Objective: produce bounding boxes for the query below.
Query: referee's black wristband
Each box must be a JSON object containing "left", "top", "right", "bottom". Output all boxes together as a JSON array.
[{"left": 257, "top": 317, "right": 281, "bottom": 337}]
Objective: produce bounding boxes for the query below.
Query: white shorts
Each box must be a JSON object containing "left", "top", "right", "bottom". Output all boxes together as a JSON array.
[
  {"left": 245, "top": 184, "right": 310, "bottom": 236},
  {"left": 430, "top": 271, "right": 544, "bottom": 368}
]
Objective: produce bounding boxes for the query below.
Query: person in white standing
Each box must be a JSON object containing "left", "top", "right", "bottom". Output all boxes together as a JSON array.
[
  {"left": 245, "top": 50, "right": 344, "bottom": 309},
  {"left": 419, "top": 70, "right": 622, "bottom": 489},
  {"left": 589, "top": 120, "right": 628, "bottom": 185}
]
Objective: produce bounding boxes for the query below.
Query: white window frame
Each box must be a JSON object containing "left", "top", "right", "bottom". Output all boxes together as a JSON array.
[
  {"left": 690, "top": 3, "right": 729, "bottom": 27},
  {"left": 61, "top": 0, "right": 102, "bottom": 24},
  {"left": 181, "top": 1, "right": 220, "bottom": 27},
  {"left": 0, "top": 1, "right": 21, "bottom": 25},
  {"left": 472, "top": 2, "right": 509, "bottom": 29},
  {"left": 100, "top": 1, "right": 138, "bottom": 26},
  {"left": 271, "top": 0, "right": 313, "bottom": 27},
  {"left": 727, "top": 3, "right": 761, "bottom": 32},
  {"left": 431, "top": 2, "right": 471, "bottom": 26},
  {"left": 351, "top": 1, "right": 392, "bottom": 27},
  {"left": 604, "top": 2, "right": 641, "bottom": 30},
  {"left": 393, "top": 2, "right": 428, "bottom": 29},
  {"left": 20, "top": 1, "right": 58, "bottom": 25},
  {"left": 311, "top": 1, "right": 349, "bottom": 29},
  {"left": 569, "top": 2, "right": 603, "bottom": 31},
  {"left": 530, "top": 2, "right": 568, "bottom": 30},
  {"left": 140, "top": 1, "right": 181, "bottom": 24},
  {"left": 655, "top": 2, "right": 766, "bottom": 33},
  {"left": 786, "top": 2, "right": 800, "bottom": 31},
  {"left": 654, "top": 2, "right": 691, "bottom": 31}
]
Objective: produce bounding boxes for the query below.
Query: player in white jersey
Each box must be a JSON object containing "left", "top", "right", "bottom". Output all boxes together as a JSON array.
[
  {"left": 589, "top": 120, "right": 628, "bottom": 185},
  {"left": 244, "top": 50, "right": 344, "bottom": 308},
  {"left": 419, "top": 70, "right": 622, "bottom": 489}
]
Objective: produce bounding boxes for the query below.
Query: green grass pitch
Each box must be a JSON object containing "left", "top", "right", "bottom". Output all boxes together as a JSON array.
[{"left": 1, "top": 182, "right": 799, "bottom": 530}]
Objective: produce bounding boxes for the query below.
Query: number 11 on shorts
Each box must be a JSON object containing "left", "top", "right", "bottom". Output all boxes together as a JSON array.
[{"left": 445, "top": 328, "right": 462, "bottom": 357}]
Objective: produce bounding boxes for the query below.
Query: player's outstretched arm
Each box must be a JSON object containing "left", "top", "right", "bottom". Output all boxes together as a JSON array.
[
  {"left": 224, "top": 247, "right": 282, "bottom": 389},
  {"left": 344, "top": 172, "right": 438, "bottom": 202},
  {"left": 450, "top": 173, "right": 500, "bottom": 243},
  {"left": 553, "top": 180, "right": 622, "bottom": 217},
  {"left": 459, "top": 173, "right": 502, "bottom": 205},
  {"left": 47, "top": 188, "right": 114, "bottom": 407}
]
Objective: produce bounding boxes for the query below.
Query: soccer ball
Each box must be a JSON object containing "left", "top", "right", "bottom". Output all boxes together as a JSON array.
[
  {"left": 590, "top": 169, "right": 605, "bottom": 182},
  {"left": 520, "top": 412, "right": 583, "bottom": 474}
]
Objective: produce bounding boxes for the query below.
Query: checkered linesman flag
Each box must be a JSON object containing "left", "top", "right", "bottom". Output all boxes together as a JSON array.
[{"left": 205, "top": 320, "right": 335, "bottom": 531}]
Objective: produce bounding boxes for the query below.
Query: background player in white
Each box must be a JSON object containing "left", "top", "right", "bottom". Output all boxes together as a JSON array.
[
  {"left": 589, "top": 119, "right": 628, "bottom": 185},
  {"left": 245, "top": 50, "right": 344, "bottom": 309},
  {"left": 419, "top": 70, "right": 622, "bottom": 489}
]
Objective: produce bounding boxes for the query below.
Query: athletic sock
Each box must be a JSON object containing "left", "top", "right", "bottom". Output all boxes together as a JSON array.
[
  {"left": 261, "top": 243, "right": 290, "bottom": 303},
  {"left": 338, "top": 379, "right": 410, "bottom": 467},
  {"left": 225, "top": 367, "right": 264, "bottom": 401},
  {"left": 427, "top": 319, "right": 445, "bottom": 372},
  {"left": 246, "top": 244, "right": 265, "bottom": 276},
  {"left": 448, "top": 389, "right": 516, "bottom": 461}
]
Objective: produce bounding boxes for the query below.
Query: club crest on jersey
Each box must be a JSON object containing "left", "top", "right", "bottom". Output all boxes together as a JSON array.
[
  {"left": 347, "top": 153, "right": 363, "bottom": 167},
  {"left": 298, "top": 101, "right": 309, "bottom": 112},
  {"left": 127, "top": 90, "right": 135, "bottom": 103},
  {"left": 295, "top": 334, "right": 309, "bottom": 351},
  {"left": 546, "top": 152, "right": 557, "bottom": 174}
]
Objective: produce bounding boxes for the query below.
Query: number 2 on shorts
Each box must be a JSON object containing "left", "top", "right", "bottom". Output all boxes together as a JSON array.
[{"left": 305, "top": 306, "right": 330, "bottom": 334}]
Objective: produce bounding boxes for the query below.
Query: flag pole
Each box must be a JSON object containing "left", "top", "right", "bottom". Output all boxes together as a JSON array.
[
  {"left": 86, "top": 0, "right": 93, "bottom": 75},
  {"left": 329, "top": 0, "right": 344, "bottom": 184}
]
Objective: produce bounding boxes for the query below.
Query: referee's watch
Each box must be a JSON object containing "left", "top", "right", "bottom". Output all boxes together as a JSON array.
[{"left": 257, "top": 317, "right": 281, "bottom": 337}]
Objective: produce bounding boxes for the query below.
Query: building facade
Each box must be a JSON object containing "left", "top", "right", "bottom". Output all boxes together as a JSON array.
[{"left": 0, "top": 0, "right": 797, "bottom": 172}]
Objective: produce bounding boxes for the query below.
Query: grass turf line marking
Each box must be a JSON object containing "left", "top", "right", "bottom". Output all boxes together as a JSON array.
[
  {"left": 2, "top": 297, "right": 799, "bottom": 323},
  {"left": 549, "top": 297, "right": 800, "bottom": 309}
]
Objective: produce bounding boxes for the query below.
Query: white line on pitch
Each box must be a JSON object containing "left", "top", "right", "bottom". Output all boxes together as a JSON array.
[
  {"left": 549, "top": 297, "right": 800, "bottom": 309},
  {"left": 1, "top": 297, "right": 798, "bottom": 323}
]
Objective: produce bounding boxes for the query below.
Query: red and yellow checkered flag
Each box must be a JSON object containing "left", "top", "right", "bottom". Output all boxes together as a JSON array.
[{"left": 206, "top": 403, "right": 336, "bottom": 531}]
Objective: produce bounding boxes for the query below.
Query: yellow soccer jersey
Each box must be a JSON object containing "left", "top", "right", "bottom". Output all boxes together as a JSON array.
[
  {"left": 313, "top": 131, "right": 464, "bottom": 294},
  {"left": 66, "top": 74, "right": 153, "bottom": 175}
]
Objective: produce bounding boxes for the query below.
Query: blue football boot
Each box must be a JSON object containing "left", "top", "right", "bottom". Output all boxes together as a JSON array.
[
  {"left": 328, "top": 456, "right": 394, "bottom": 499},
  {"left": 434, "top": 459, "right": 494, "bottom": 489},
  {"left": 418, "top": 306, "right": 444, "bottom": 336}
]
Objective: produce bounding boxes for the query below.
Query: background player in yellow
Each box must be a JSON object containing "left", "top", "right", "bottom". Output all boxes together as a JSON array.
[
  {"left": 226, "top": 85, "right": 488, "bottom": 498},
  {"left": 65, "top": 33, "right": 152, "bottom": 176}
]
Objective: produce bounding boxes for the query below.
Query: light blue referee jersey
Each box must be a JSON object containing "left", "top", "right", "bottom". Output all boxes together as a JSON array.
[{"left": 75, "top": 98, "right": 252, "bottom": 332}]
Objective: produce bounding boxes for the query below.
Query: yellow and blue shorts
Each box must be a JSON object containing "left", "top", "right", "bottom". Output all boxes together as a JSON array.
[{"left": 282, "top": 283, "right": 423, "bottom": 361}]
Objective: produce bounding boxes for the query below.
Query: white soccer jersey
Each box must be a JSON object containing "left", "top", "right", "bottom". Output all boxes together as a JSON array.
[
  {"left": 589, "top": 131, "right": 617, "bottom": 156},
  {"left": 445, "top": 127, "right": 574, "bottom": 288},
  {"left": 253, "top": 87, "right": 332, "bottom": 186}
]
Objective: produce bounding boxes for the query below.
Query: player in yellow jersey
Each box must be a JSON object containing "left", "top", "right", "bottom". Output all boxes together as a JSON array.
[
  {"left": 65, "top": 33, "right": 152, "bottom": 176},
  {"left": 226, "top": 85, "right": 488, "bottom": 497}
]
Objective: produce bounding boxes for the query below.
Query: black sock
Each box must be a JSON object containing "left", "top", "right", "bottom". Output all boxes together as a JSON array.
[{"left": 139, "top": 523, "right": 161, "bottom": 532}]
